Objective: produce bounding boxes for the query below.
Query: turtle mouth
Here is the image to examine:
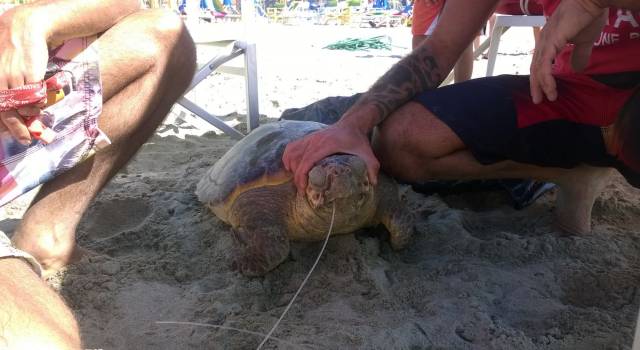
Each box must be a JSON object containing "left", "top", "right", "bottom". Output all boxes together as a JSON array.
[
  {"left": 306, "top": 169, "right": 369, "bottom": 210},
  {"left": 305, "top": 154, "right": 370, "bottom": 210},
  {"left": 306, "top": 176, "right": 335, "bottom": 210},
  {"left": 307, "top": 168, "right": 342, "bottom": 209}
]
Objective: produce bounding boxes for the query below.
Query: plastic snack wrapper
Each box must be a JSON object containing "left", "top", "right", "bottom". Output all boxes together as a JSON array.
[{"left": 0, "top": 37, "right": 110, "bottom": 206}]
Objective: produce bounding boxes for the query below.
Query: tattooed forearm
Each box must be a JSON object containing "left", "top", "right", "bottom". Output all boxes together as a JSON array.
[{"left": 351, "top": 45, "right": 445, "bottom": 126}]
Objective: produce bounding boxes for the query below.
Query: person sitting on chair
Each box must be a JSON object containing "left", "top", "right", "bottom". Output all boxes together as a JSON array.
[{"left": 0, "top": 0, "right": 196, "bottom": 347}]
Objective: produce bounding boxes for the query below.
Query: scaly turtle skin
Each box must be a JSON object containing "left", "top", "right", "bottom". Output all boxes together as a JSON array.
[{"left": 196, "top": 120, "right": 414, "bottom": 276}]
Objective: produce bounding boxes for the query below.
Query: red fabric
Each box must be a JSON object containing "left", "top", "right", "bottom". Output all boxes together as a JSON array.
[
  {"left": 540, "top": 0, "right": 640, "bottom": 75},
  {"left": 45, "top": 72, "right": 69, "bottom": 91},
  {"left": 0, "top": 73, "right": 68, "bottom": 144},
  {"left": 496, "top": 0, "right": 543, "bottom": 15},
  {"left": 514, "top": 74, "right": 635, "bottom": 128},
  {"left": 0, "top": 81, "right": 46, "bottom": 112},
  {"left": 412, "top": 0, "right": 444, "bottom": 35}
]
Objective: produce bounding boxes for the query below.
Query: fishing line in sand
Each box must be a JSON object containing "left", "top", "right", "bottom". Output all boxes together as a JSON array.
[
  {"left": 256, "top": 202, "right": 336, "bottom": 350},
  {"left": 156, "top": 202, "right": 336, "bottom": 350},
  {"left": 154, "top": 322, "right": 305, "bottom": 348}
]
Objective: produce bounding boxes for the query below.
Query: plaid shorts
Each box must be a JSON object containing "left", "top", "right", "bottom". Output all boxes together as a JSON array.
[
  {"left": 0, "top": 231, "right": 41, "bottom": 275},
  {"left": 0, "top": 37, "right": 109, "bottom": 206}
]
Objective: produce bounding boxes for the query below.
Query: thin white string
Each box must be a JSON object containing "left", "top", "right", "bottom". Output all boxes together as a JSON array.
[
  {"left": 156, "top": 202, "right": 335, "bottom": 350},
  {"left": 154, "top": 321, "right": 308, "bottom": 348},
  {"left": 256, "top": 202, "right": 336, "bottom": 350}
]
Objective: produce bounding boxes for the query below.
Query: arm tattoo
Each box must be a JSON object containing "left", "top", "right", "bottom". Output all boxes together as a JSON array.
[{"left": 352, "top": 46, "right": 444, "bottom": 126}]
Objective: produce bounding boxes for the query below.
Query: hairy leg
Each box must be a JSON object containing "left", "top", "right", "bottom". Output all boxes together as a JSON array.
[
  {"left": 0, "top": 258, "right": 80, "bottom": 349},
  {"left": 12, "top": 9, "right": 196, "bottom": 275},
  {"left": 372, "top": 101, "right": 611, "bottom": 234}
]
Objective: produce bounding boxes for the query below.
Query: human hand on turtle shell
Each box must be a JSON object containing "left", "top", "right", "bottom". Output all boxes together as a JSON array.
[{"left": 282, "top": 120, "right": 381, "bottom": 194}]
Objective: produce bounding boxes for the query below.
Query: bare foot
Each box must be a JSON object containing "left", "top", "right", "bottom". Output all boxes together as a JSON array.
[{"left": 553, "top": 166, "right": 613, "bottom": 234}]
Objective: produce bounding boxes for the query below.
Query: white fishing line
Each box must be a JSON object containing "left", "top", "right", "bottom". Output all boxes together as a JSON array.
[
  {"left": 154, "top": 321, "right": 307, "bottom": 348},
  {"left": 157, "top": 202, "right": 336, "bottom": 350},
  {"left": 256, "top": 202, "right": 336, "bottom": 350}
]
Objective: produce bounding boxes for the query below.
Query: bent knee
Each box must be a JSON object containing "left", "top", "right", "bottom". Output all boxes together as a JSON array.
[
  {"left": 371, "top": 109, "right": 419, "bottom": 179},
  {"left": 138, "top": 9, "right": 190, "bottom": 45},
  {"left": 125, "top": 10, "right": 196, "bottom": 74},
  {"left": 374, "top": 102, "right": 418, "bottom": 151},
  {"left": 372, "top": 101, "right": 465, "bottom": 180},
  {"left": 373, "top": 102, "right": 455, "bottom": 159}
]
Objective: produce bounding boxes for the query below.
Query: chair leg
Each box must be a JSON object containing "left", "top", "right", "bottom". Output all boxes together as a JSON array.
[
  {"left": 243, "top": 42, "right": 260, "bottom": 133},
  {"left": 486, "top": 22, "right": 505, "bottom": 77},
  {"left": 178, "top": 97, "right": 245, "bottom": 139}
]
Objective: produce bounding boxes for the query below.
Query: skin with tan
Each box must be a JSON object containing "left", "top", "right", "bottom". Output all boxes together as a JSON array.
[
  {"left": 0, "top": 258, "right": 81, "bottom": 349},
  {"left": 1, "top": 0, "right": 196, "bottom": 347},
  {"left": 282, "top": 0, "right": 632, "bottom": 236},
  {"left": 530, "top": 0, "right": 640, "bottom": 103}
]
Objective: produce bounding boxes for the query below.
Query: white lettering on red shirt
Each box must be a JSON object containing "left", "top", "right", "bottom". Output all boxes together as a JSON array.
[
  {"left": 594, "top": 32, "right": 620, "bottom": 46},
  {"left": 613, "top": 9, "right": 639, "bottom": 28}
]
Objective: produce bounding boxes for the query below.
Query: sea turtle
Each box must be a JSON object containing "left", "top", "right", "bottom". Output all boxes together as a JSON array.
[{"left": 196, "top": 120, "right": 414, "bottom": 276}]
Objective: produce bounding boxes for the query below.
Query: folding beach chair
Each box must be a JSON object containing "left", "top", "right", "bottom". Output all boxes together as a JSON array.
[
  {"left": 485, "top": 0, "right": 546, "bottom": 76},
  {"left": 440, "top": 0, "right": 545, "bottom": 85},
  {"left": 176, "top": 39, "right": 260, "bottom": 139}
]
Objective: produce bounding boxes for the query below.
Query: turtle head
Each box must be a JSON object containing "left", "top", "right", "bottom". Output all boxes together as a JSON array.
[{"left": 305, "top": 154, "right": 372, "bottom": 210}]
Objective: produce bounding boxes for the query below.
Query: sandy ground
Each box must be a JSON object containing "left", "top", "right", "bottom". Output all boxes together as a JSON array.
[{"left": 2, "top": 21, "right": 640, "bottom": 349}]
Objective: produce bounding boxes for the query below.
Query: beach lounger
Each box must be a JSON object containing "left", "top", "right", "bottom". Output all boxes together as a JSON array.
[{"left": 177, "top": 40, "right": 260, "bottom": 139}]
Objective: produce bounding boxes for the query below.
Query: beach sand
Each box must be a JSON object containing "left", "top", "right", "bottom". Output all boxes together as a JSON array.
[{"left": 2, "top": 22, "right": 640, "bottom": 349}]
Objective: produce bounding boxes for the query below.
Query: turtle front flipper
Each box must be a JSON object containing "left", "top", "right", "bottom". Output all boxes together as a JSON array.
[
  {"left": 380, "top": 207, "right": 414, "bottom": 250},
  {"left": 375, "top": 175, "right": 415, "bottom": 250},
  {"left": 232, "top": 224, "right": 290, "bottom": 276}
]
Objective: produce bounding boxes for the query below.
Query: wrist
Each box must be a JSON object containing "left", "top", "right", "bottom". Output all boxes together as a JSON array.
[{"left": 338, "top": 106, "right": 379, "bottom": 134}]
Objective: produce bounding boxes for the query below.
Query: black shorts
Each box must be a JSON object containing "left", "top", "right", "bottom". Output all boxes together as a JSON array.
[{"left": 413, "top": 74, "right": 640, "bottom": 188}]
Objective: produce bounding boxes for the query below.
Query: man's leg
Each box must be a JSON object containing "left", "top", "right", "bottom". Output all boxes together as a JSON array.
[
  {"left": 12, "top": 9, "right": 197, "bottom": 276},
  {"left": 0, "top": 258, "right": 81, "bottom": 349},
  {"left": 372, "top": 101, "right": 611, "bottom": 234}
]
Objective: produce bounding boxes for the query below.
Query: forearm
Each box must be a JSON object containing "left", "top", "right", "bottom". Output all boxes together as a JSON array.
[
  {"left": 340, "top": 0, "right": 498, "bottom": 132},
  {"left": 342, "top": 44, "right": 447, "bottom": 131},
  {"left": 18, "top": 0, "right": 140, "bottom": 47}
]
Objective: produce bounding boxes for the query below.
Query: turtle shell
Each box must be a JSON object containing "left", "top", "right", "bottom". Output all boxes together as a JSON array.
[{"left": 196, "top": 120, "right": 326, "bottom": 218}]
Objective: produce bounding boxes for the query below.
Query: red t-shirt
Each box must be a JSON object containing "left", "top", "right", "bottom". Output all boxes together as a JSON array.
[{"left": 540, "top": 0, "right": 640, "bottom": 75}]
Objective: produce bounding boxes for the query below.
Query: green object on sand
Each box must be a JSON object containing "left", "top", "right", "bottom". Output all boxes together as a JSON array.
[{"left": 323, "top": 36, "right": 392, "bottom": 51}]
